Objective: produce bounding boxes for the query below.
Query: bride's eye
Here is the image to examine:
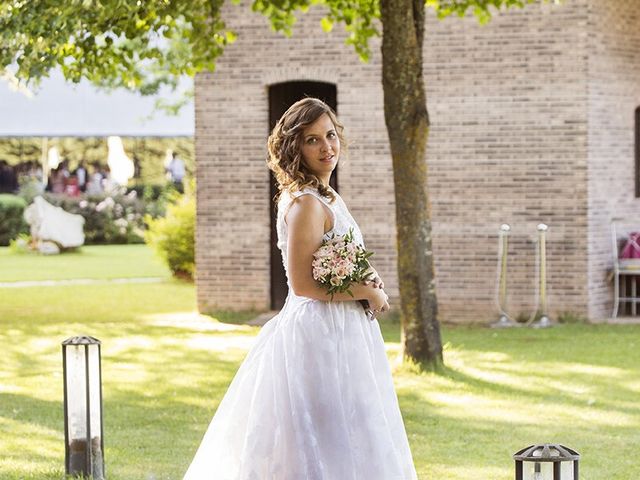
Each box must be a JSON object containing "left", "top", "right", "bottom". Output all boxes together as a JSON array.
[
  {"left": 306, "top": 137, "right": 317, "bottom": 144},
  {"left": 327, "top": 132, "right": 336, "bottom": 139}
]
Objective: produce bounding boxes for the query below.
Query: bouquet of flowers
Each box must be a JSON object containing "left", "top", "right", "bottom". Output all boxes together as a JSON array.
[{"left": 312, "top": 228, "right": 374, "bottom": 302}]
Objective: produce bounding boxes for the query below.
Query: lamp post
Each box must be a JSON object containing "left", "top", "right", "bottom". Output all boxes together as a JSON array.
[
  {"left": 62, "top": 336, "right": 105, "bottom": 479},
  {"left": 513, "top": 443, "right": 580, "bottom": 480}
]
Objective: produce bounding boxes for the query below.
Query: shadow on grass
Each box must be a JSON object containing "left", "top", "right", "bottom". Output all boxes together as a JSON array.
[
  {"left": 397, "top": 387, "right": 639, "bottom": 480},
  {"left": 1, "top": 347, "right": 247, "bottom": 480},
  {"left": 0, "top": 391, "right": 62, "bottom": 433}
]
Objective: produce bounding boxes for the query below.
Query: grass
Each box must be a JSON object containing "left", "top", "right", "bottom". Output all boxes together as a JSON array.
[
  {"left": 0, "top": 245, "right": 170, "bottom": 283},
  {"left": 1, "top": 246, "right": 639, "bottom": 479}
]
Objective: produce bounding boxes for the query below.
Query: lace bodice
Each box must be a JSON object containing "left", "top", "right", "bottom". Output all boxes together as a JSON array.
[{"left": 276, "top": 187, "right": 365, "bottom": 287}]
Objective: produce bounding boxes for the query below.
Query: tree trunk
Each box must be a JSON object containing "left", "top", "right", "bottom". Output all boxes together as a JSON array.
[{"left": 380, "top": 0, "right": 443, "bottom": 369}]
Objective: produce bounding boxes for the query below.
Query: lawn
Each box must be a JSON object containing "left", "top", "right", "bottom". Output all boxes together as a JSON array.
[
  {"left": 0, "top": 245, "right": 170, "bottom": 283},
  {"left": 1, "top": 246, "right": 639, "bottom": 479}
]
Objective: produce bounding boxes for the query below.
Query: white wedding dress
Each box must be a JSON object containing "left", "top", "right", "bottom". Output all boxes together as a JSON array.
[{"left": 184, "top": 187, "right": 417, "bottom": 480}]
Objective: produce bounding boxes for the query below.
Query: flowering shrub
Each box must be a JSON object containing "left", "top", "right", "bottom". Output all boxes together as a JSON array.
[{"left": 44, "top": 189, "right": 146, "bottom": 244}]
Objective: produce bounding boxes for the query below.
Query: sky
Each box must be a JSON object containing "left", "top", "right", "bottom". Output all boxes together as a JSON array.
[{"left": 0, "top": 71, "right": 194, "bottom": 137}]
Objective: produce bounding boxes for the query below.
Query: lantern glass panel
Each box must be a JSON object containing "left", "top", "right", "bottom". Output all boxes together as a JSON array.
[
  {"left": 561, "top": 461, "right": 575, "bottom": 478},
  {"left": 88, "top": 344, "right": 102, "bottom": 439},
  {"left": 65, "top": 345, "right": 87, "bottom": 442},
  {"left": 523, "top": 461, "right": 553, "bottom": 480}
]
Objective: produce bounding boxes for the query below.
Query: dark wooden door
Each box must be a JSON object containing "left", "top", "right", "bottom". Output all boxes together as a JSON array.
[{"left": 269, "top": 82, "right": 338, "bottom": 309}]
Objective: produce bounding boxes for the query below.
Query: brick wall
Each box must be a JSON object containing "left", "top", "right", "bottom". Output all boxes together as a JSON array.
[
  {"left": 196, "top": 0, "right": 639, "bottom": 323},
  {"left": 195, "top": 5, "right": 397, "bottom": 313},
  {"left": 586, "top": 0, "right": 640, "bottom": 320},
  {"left": 422, "top": 1, "right": 591, "bottom": 322}
]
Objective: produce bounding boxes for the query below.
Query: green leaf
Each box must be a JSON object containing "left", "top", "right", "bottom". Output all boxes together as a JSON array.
[{"left": 320, "top": 16, "right": 333, "bottom": 32}]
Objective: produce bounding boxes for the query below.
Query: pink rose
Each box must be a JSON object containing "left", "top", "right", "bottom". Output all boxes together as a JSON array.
[{"left": 335, "top": 266, "right": 348, "bottom": 278}]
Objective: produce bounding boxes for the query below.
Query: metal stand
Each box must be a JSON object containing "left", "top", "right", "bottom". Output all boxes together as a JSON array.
[
  {"left": 492, "top": 224, "right": 520, "bottom": 328},
  {"left": 529, "top": 223, "right": 555, "bottom": 328},
  {"left": 492, "top": 223, "right": 554, "bottom": 328}
]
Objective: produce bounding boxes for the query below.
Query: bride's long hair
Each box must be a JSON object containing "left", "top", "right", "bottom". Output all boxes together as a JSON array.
[{"left": 267, "top": 97, "right": 346, "bottom": 203}]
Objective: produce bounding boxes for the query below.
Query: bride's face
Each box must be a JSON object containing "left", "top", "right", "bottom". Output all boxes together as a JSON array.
[{"left": 299, "top": 113, "right": 340, "bottom": 181}]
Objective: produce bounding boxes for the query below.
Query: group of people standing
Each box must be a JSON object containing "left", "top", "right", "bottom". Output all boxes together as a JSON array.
[
  {"left": 0, "top": 149, "right": 188, "bottom": 197},
  {"left": 46, "top": 161, "right": 111, "bottom": 196}
]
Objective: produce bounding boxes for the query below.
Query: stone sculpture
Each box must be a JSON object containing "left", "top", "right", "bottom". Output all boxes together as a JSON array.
[{"left": 24, "top": 196, "right": 85, "bottom": 253}]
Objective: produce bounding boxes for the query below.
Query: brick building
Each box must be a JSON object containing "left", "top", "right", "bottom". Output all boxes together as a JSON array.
[{"left": 195, "top": 1, "right": 640, "bottom": 323}]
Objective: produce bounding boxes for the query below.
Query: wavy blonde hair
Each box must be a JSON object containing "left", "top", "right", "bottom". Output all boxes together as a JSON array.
[{"left": 267, "top": 97, "right": 346, "bottom": 203}]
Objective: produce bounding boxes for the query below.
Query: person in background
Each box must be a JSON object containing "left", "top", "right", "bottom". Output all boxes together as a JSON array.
[
  {"left": 60, "top": 160, "right": 71, "bottom": 182},
  {"left": 132, "top": 155, "right": 142, "bottom": 179},
  {"left": 75, "top": 161, "right": 88, "bottom": 192},
  {"left": 65, "top": 174, "right": 80, "bottom": 196},
  {"left": 86, "top": 163, "right": 104, "bottom": 195},
  {"left": 0, "top": 160, "right": 18, "bottom": 193},
  {"left": 48, "top": 165, "right": 66, "bottom": 194},
  {"left": 166, "top": 151, "right": 186, "bottom": 193}
]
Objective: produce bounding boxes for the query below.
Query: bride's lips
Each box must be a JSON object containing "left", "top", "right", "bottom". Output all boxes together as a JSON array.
[{"left": 320, "top": 155, "right": 335, "bottom": 163}]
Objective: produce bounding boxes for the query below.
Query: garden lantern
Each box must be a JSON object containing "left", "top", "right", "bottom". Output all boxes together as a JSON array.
[
  {"left": 513, "top": 443, "right": 580, "bottom": 480},
  {"left": 62, "top": 336, "right": 105, "bottom": 479}
]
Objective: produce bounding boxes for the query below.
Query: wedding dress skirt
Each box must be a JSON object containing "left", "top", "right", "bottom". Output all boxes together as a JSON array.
[{"left": 183, "top": 295, "right": 417, "bottom": 480}]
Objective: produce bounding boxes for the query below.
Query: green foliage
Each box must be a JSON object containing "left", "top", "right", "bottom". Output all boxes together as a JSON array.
[
  {"left": 16, "top": 178, "right": 45, "bottom": 204},
  {"left": 0, "top": 137, "right": 41, "bottom": 164},
  {"left": 0, "top": 194, "right": 29, "bottom": 246},
  {"left": 0, "top": 0, "right": 551, "bottom": 90},
  {"left": 128, "top": 181, "right": 178, "bottom": 218},
  {"left": 426, "top": 0, "right": 553, "bottom": 24},
  {"left": 145, "top": 190, "right": 195, "bottom": 280},
  {"left": 8, "top": 233, "right": 32, "bottom": 254},
  {"left": 0, "top": 0, "right": 233, "bottom": 93}
]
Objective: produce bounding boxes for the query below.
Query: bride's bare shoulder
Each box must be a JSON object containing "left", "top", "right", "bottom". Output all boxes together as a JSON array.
[{"left": 286, "top": 194, "right": 326, "bottom": 226}]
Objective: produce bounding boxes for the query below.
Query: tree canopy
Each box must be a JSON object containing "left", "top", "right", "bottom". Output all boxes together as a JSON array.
[{"left": 1, "top": 0, "right": 544, "bottom": 95}]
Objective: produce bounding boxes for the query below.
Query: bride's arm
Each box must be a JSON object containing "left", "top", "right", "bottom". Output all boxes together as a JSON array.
[{"left": 286, "top": 195, "right": 378, "bottom": 303}]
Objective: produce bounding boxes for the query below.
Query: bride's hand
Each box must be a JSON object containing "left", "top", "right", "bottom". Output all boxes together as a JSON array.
[
  {"left": 366, "top": 287, "right": 389, "bottom": 315},
  {"left": 363, "top": 268, "right": 384, "bottom": 290}
]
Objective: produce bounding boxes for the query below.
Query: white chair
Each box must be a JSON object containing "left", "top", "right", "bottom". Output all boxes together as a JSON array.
[{"left": 611, "top": 218, "right": 640, "bottom": 317}]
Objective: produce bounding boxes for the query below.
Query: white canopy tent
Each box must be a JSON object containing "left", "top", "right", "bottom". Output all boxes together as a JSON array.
[
  {"left": 0, "top": 70, "right": 194, "bottom": 137},
  {"left": 0, "top": 70, "right": 194, "bottom": 186}
]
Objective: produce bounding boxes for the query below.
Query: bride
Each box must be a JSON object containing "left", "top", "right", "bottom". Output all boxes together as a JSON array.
[{"left": 184, "top": 98, "right": 417, "bottom": 480}]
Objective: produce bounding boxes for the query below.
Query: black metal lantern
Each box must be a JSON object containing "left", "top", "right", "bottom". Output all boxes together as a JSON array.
[
  {"left": 514, "top": 444, "right": 580, "bottom": 480},
  {"left": 62, "top": 336, "right": 105, "bottom": 479}
]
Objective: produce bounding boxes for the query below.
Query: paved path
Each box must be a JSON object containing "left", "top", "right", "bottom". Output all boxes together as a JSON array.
[{"left": 0, "top": 277, "right": 166, "bottom": 288}]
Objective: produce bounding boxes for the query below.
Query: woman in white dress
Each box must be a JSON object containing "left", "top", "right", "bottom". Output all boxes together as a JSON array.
[{"left": 184, "top": 98, "right": 417, "bottom": 480}]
